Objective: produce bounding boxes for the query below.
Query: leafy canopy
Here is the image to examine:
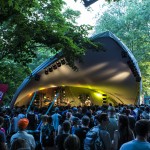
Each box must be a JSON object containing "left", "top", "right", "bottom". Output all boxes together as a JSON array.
[
  {"left": 94, "top": 0, "right": 150, "bottom": 95},
  {"left": 0, "top": 0, "right": 99, "bottom": 67}
]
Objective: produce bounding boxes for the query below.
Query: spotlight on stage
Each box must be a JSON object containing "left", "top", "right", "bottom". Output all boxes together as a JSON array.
[
  {"left": 53, "top": 64, "right": 57, "bottom": 70},
  {"left": 49, "top": 67, "right": 53, "bottom": 72},
  {"left": 45, "top": 69, "right": 49, "bottom": 75},
  {"left": 57, "top": 61, "right": 61, "bottom": 67},
  {"left": 61, "top": 59, "right": 66, "bottom": 65},
  {"left": 83, "top": 0, "right": 98, "bottom": 7}
]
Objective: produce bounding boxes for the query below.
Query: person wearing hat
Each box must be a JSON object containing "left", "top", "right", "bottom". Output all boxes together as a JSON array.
[{"left": 10, "top": 118, "right": 36, "bottom": 150}]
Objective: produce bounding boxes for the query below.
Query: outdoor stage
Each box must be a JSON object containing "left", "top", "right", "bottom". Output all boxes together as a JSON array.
[{"left": 10, "top": 31, "right": 142, "bottom": 108}]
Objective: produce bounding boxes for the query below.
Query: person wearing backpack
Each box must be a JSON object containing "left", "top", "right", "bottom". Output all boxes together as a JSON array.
[
  {"left": 10, "top": 138, "right": 31, "bottom": 150},
  {"left": 10, "top": 118, "right": 36, "bottom": 150},
  {"left": 55, "top": 120, "right": 71, "bottom": 150},
  {"left": 40, "top": 115, "right": 55, "bottom": 150},
  {"left": 74, "top": 115, "right": 90, "bottom": 150},
  {"left": 84, "top": 113, "right": 112, "bottom": 150}
]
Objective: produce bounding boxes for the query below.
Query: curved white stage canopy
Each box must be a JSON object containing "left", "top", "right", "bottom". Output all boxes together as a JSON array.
[{"left": 10, "top": 31, "right": 142, "bottom": 108}]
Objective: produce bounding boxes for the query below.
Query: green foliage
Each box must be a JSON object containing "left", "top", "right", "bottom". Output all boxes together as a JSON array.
[
  {"left": 0, "top": 60, "right": 31, "bottom": 104},
  {"left": 0, "top": 0, "right": 98, "bottom": 67},
  {"left": 94, "top": 0, "right": 150, "bottom": 95},
  {"left": 0, "top": 0, "right": 102, "bottom": 104}
]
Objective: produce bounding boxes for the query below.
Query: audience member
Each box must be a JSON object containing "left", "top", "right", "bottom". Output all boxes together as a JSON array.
[
  {"left": 107, "top": 106, "right": 118, "bottom": 140},
  {"left": 55, "top": 120, "right": 71, "bottom": 150},
  {"left": 112, "top": 114, "right": 135, "bottom": 150},
  {"left": 95, "top": 113, "right": 112, "bottom": 150},
  {"left": 75, "top": 115, "right": 90, "bottom": 150},
  {"left": 10, "top": 118, "right": 36, "bottom": 150},
  {"left": 120, "top": 119, "right": 150, "bottom": 150},
  {"left": 64, "top": 134, "right": 80, "bottom": 150}
]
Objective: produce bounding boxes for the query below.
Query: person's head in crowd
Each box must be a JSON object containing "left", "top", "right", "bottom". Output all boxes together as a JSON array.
[
  {"left": 118, "top": 114, "right": 130, "bottom": 130},
  {"left": 55, "top": 107, "right": 59, "bottom": 113},
  {"left": 101, "top": 105, "right": 108, "bottom": 113},
  {"left": 140, "top": 106, "right": 145, "bottom": 111},
  {"left": 121, "top": 107, "right": 127, "bottom": 114},
  {"left": 71, "top": 117, "right": 79, "bottom": 126},
  {"left": 62, "top": 120, "right": 71, "bottom": 133},
  {"left": 141, "top": 107, "right": 150, "bottom": 119},
  {"left": 109, "top": 103, "right": 113, "bottom": 106},
  {"left": 47, "top": 116, "right": 53, "bottom": 124},
  {"left": 18, "top": 118, "right": 29, "bottom": 131},
  {"left": 135, "top": 119, "right": 150, "bottom": 139},
  {"left": 95, "top": 113, "right": 109, "bottom": 126},
  {"left": 68, "top": 109, "right": 73, "bottom": 113},
  {"left": 86, "top": 110, "right": 92, "bottom": 118},
  {"left": 108, "top": 106, "right": 116, "bottom": 117},
  {"left": 72, "top": 107, "right": 78, "bottom": 114},
  {"left": 0, "top": 116, "right": 4, "bottom": 127},
  {"left": 66, "top": 112, "right": 72, "bottom": 120},
  {"left": 30, "top": 106, "right": 34, "bottom": 112},
  {"left": 145, "top": 106, "right": 150, "bottom": 113},
  {"left": 125, "top": 109, "right": 131, "bottom": 116},
  {"left": 82, "top": 107, "right": 87, "bottom": 115},
  {"left": 13, "top": 110, "right": 19, "bottom": 117},
  {"left": 41, "top": 115, "right": 48, "bottom": 124},
  {"left": 81, "top": 115, "right": 90, "bottom": 127},
  {"left": 64, "top": 134, "right": 80, "bottom": 150}
]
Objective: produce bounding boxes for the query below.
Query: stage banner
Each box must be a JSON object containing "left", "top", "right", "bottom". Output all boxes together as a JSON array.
[{"left": 0, "top": 84, "right": 8, "bottom": 101}]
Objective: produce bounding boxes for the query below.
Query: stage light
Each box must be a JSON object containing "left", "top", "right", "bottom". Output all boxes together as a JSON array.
[
  {"left": 102, "top": 100, "right": 107, "bottom": 104},
  {"left": 61, "top": 59, "right": 66, "bottom": 65},
  {"left": 45, "top": 69, "right": 48, "bottom": 75},
  {"left": 53, "top": 64, "right": 57, "bottom": 70},
  {"left": 95, "top": 93, "right": 102, "bottom": 98},
  {"left": 49, "top": 67, "right": 53, "bottom": 72},
  {"left": 57, "top": 61, "right": 61, "bottom": 67},
  {"left": 83, "top": 0, "right": 98, "bottom": 7}
]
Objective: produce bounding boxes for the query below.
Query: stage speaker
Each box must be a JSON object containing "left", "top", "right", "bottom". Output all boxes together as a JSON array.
[{"left": 83, "top": 0, "right": 98, "bottom": 7}]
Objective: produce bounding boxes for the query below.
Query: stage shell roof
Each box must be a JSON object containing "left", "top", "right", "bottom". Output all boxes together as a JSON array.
[{"left": 10, "top": 31, "right": 142, "bottom": 107}]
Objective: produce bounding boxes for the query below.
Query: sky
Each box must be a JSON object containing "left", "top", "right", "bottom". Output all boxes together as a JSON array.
[{"left": 65, "top": 0, "right": 106, "bottom": 26}]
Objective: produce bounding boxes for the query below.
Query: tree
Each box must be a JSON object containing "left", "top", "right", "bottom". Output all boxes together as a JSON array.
[
  {"left": 0, "top": 0, "right": 121, "bottom": 104},
  {"left": 0, "top": 0, "right": 101, "bottom": 104},
  {"left": 94, "top": 0, "right": 150, "bottom": 95},
  {"left": 0, "top": 0, "right": 99, "bottom": 67},
  {"left": 0, "top": 60, "right": 31, "bottom": 104}
]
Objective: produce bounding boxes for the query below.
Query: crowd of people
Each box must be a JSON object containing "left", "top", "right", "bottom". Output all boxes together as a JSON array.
[{"left": 0, "top": 103, "right": 150, "bottom": 150}]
